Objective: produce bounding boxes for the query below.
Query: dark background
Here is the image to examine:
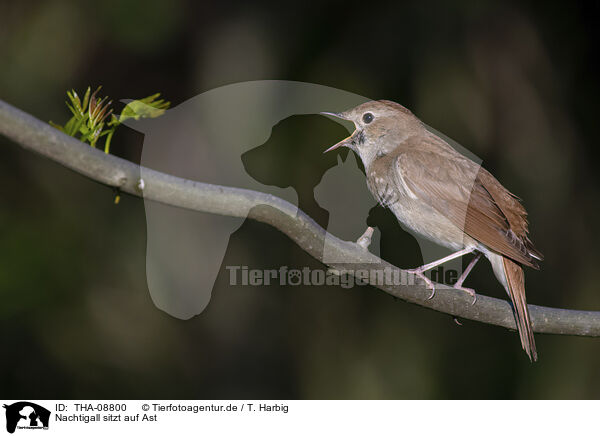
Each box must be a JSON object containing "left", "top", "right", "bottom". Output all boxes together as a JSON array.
[{"left": 1, "top": 0, "right": 599, "bottom": 398}]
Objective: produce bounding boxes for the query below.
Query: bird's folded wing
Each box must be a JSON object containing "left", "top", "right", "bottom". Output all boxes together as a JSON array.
[{"left": 393, "top": 139, "right": 541, "bottom": 268}]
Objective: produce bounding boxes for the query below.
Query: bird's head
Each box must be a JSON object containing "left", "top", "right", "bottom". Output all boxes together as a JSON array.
[{"left": 322, "top": 100, "right": 421, "bottom": 166}]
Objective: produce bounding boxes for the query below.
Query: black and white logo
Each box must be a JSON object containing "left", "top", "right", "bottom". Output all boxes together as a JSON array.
[{"left": 3, "top": 402, "right": 50, "bottom": 433}]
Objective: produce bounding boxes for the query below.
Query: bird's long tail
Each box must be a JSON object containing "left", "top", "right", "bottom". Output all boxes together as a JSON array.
[{"left": 501, "top": 256, "right": 537, "bottom": 362}]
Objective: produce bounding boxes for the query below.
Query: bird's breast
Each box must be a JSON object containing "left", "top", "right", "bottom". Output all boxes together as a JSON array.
[{"left": 367, "top": 170, "right": 471, "bottom": 251}]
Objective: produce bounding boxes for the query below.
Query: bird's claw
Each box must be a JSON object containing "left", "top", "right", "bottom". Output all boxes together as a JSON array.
[
  {"left": 407, "top": 268, "right": 436, "bottom": 300},
  {"left": 453, "top": 284, "right": 477, "bottom": 305},
  {"left": 427, "top": 286, "right": 436, "bottom": 300},
  {"left": 408, "top": 266, "right": 477, "bottom": 305}
]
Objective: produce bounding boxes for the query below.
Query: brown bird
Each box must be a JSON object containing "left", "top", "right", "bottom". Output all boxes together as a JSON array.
[{"left": 322, "top": 100, "right": 543, "bottom": 361}]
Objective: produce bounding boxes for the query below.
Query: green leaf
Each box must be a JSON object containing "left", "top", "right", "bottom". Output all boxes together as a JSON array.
[
  {"left": 67, "top": 90, "right": 81, "bottom": 115},
  {"left": 81, "top": 86, "right": 92, "bottom": 113},
  {"left": 49, "top": 121, "right": 65, "bottom": 132},
  {"left": 119, "top": 93, "right": 170, "bottom": 122},
  {"left": 64, "top": 116, "right": 79, "bottom": 136}
]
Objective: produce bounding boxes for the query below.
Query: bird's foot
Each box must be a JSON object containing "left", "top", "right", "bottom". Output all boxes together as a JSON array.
[
  {"left": 453, "top": 284, "right": 477, "bottom": 305},
  {"left": 356, "top": 227, "right": 375, "bottom": 250},
  {"left": 407, "top": 267, "right": 436, "bottom": 299}
]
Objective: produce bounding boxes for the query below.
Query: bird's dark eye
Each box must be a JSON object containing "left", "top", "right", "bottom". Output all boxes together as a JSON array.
[{"left": 363, "top": 112, "right": 374, "bottom": 124}]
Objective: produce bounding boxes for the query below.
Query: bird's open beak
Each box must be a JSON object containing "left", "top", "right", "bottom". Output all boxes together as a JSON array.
[{"left": 320, "top": 111, "right": 353, "bottom": 153}]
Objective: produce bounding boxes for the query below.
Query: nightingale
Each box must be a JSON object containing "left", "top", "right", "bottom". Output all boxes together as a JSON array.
[{"left": 322, "top": 100, "right": 543, "bottom": 362}]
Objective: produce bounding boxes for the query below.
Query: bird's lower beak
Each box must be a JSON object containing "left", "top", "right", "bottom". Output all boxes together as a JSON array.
[{"left": 323, "top": 136, "right": 353, "bottom": 153}]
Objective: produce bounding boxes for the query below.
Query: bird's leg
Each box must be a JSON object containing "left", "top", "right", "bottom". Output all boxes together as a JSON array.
[
  {"left": 453, "top": 252, "right": 482, "bottom": 305},
  {"left": 406, "top": 247, "right": 475, "bottom": 299},
  {"left": 356, "top": 226, "right": 375, "bottom": 250}
]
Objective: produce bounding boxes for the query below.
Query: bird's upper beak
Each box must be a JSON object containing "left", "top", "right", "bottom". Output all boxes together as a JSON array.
[
  {"left": 320, "top": 111, "right": 353, "bottom": 153},
  {"left": 320, "top": 111, "right": 347, "bottom": 120}
]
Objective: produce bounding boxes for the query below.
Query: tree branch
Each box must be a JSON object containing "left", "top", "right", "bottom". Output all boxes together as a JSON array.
[{"left": 1, "top": 99, "right": 599, "bottom": 337}]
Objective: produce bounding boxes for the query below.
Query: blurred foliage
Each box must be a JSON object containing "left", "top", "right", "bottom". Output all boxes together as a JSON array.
[
  {"left": 50, "top": 86, "right": 169, "bottom": 153},
  {"left": 1, "top": 0, "right": 600, "bottom": 399}
]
